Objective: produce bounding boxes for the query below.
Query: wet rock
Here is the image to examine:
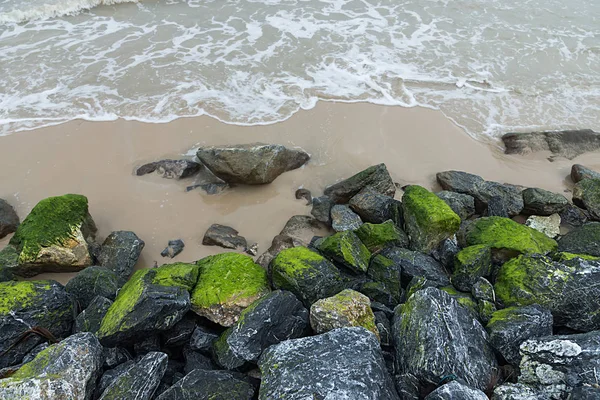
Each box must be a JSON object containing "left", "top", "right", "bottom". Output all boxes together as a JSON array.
[
  {"left": 183, "top": 349, "right": 215, "bottom": 374},
  {"left": 436, "top": 191, "right": 476, "bottom": 221},
  {"left": 431, "top": 237, "right": 460, "bottom": 270},
  {"left": 316, "top": 230, "right": 371, "bottom": 274},
  {"left": 486, "top": 195, "right": 509, "bottom": 217},
  {"left": 98, "top": 230, "right": 144, "bottom": 283},
  {"left": 402, "top": 185, "right": 461, "bottom": 253},
  {"left": 525, "top": 214, "right": 561, "bottom": 238},
  {"left": 486, "top": 305, "right": 553, "bottom": 365},
  {"left": 366, "top": 254, "right": 403, "bottom": 306},
  {"left": 392, "top": 287, "right": 497, "bottom": 392},
  {"left": 311, "top": 195, "right": 333, "bottom": 225},
  {"left": 245, "top": 242, "right": 258, "bottom": 256},
  {"left": 7, "top": 194, "right": 97, "bottom": 277},
  {"left": 559, "top": 203, "right": 589, "bottom": 227},
  {"left": 349, "top": 186, "right": 400, "bottom": 224},
  {"left": 295, "top": 188, "right": 312, "bottom": 205},
  {"left": 573, "top": 178, "right": 600, "bottom": 220},
  {"left": 492, "top": 383, "right": 548, "bottom": 400},
  {"left": 202, "top": 224, "right": 247, "bottom": 250},
  {"left": 136, "top": 159, "right": 201, "bottom": 179},
  {"left": 189, "top": 326, "right": 219, "bottom": 353},
  {"left": 186, "top": 182, "right": 229, "bottom": 194},
  {"left": 502, "top": 129, "right": 600, "bottom": 160},
  {"left": 557, "top": 222, "right": 600, "bottom": 256},
  {"left": 379, "top": 246, "right": 450, "bottom": 287},
  {"left": 156, "top": 369, "right": 255, "bottom": 400},
  {"left": 103, "top": 347, "right": 132, "bottom": 369},
  {"left": 65, "top": 266, "right": 120, "bottom": 309},
  {"left": 471, "top": 277, "right": 495, "bottom": 302},
  {"left": 259, "top": 327, "right": 399, "bottom": 399},
  {"left": 161, "top": 239, "right": 185, "bottom": 258},
  {"left": 214, "top": 290, "right": 309, "bottom": 369},
  {"left": 571, "top": 164, "right": 600, "bottom": 183},
  {"left": 323, "top": 163, "right": 396, "bottom": 204},
  {"left": 330, "top": 204, "right": 363, "bottom": 232},
  {"left": 134, "top": 334, "right": 161, "bottom": 356},
  {"left": 0, "top": 332, "right": 103, "bottom": 400},
  {"left": 0, "top": 280, "right": 74, "bottom": 369},
  {"left": 160, "top": 317, "right": 196, "bottom": 347},
  {"left": 424, "top": 380, "right": 488, "bottom": 400},
  {"left": 191, "top": 253, "right": 270, "bottom": 327},
  {"left": 196, "top": 143, "right": 310, "bottom": 184},
  {"left": 0, "top": 198, "right": 19, "bottom": 239},
  {"left": 522, "top": 188, "right": 569, "bottom": 216},
  {"left": 354, "top": 220, "right": 409, "bottom": 252},
  {"left": 451, "top": 245, "right": 492, "bottom": 292},
  {"left": 74, "top": 295, "right": 113, "bottom": 334},
  {"left": 98, "top": 351, "right": 168, "bottom": 400}
]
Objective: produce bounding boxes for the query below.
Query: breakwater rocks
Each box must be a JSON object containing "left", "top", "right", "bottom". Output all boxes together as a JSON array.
[{"left": 3, "top": 158, "right": 600, "bottom": 399}]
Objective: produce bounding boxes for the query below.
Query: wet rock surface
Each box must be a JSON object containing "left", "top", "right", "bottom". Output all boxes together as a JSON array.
[
  {"left": 161, "top": 239, "right": 185, "bottom": 258},
  {"left": 156, "top": 369, "right": 255, "bottom": 400},
  {"left": 98, "top": 230, "right": 145, "bottom": 283},
  {"left": 502, "top": 129, "right": 600, "bottom": 160},
  {"left": 0, "top": 198, "right": 19, "bottom": 239},
  {"left": 323, "top": 163, "right": 396, "bottom": 204},
  {"left": 65, "top": 265, "right": 120, "bottom": 309},
  {"left": 136, "top": 159, "right": 201, "bottom": 179},
  {"left": 202, "top": 224, "right": 247, "bottom": 250},
  {"left": 571, "top": 164, "right": 600, "bottom": 183}
]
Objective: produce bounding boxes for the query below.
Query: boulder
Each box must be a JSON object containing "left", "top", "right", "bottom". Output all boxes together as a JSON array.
[
  {"left": 522, "top": 188, "right": 568, "bottom": 215},
  {"left": 557, "top": 222, "right": 600, "bottom": 256},
  {"left": 560, "top": 203, "right": 589, "bottom": 227},
  {"left": 65, "top": 266, "right": 120, "bottom": 309},
  {"left": 160, "top": 317, "right": 196, "bottom": 347},
  {"left": 573, "top": 178, "right": 600, "bottom": 220},
  {"left": 156, "top": 369, "right": 255, "bottom": 400},
  {"left": 436, "top": 191, "right": 476, "bottom": 221},
  {"left": 571, "top": 386, "right": 600, "bottom": 399},
  {"left": 196, "top": 143, "right": 309, "bottom": 184},
  {"left": 74, "top": 295, "right": 113, "bottom": 334},
  {"left": 392, "top": 288, "right": 497, "bottom": 392},
  {"left": 0, "top": 199, "right": 19, "bottom": 239},
  {"left": 571, "top": 164, "right": 600, "bottom": 183},
  {"left": 189, "top": 326, "right": 218, "bottom": 353},
  {"left": 136, "top": 159, "right": 201, "bottom": 179},
  {"left": 451, "top": 245, "right": 492, "bottom": 292},
  {"left": 330, "top": 204, "right": 363, "bottom": 232},
  {"left": 310, "top": 196, "right": 333, "bottom": 225},
  {"left": 439, "top": 286, "right": 480, "bottom": 319},
  {"left": 183, "top": 349, "right": 215, "bottom": 374},
  {"left": 501, "top": 129, "right": 600, "bottom": 160},
  {"left": 161, "top": 239, "right": 185, "bottom": 258},
  {"left": 0, "top": 332, "right": 103, "bottom": 400},
  {"left": 486, "top": 195, "right": 509, "bottom": 217},
  {"left": 492, "top": 383, "right": 548, "bottom": 400},
  {"left": 202, "top": 224, "right": 247, "bottom": 250},
  {"left": 310, "top": 289, "right": 379, "bottom": 339},
  {"left": 494, "top": 255, "right": 600, "bottom": 331},
  {"left": 98, "top": 231, "right": 144, "bottom": 283},
  {"left": 295, "top": 188, "right": 312, "bottom": 205},
  {"left": 431, "top": 237, "right": 460, "bottom": 269},
  {"left": 395, "top": 373, "right": 421, "bottom": 400},
  {"left": 374, "top": 311, "right": 392, "bottom": 347},
  {"left": 471, "top": 277, "right": 495, "bottom": 302},
  {"left": 354, "top": 220, "right": 409, "bottom": 252},
  {"left": 349, "top": 186, "right": 400, "bottom": 224},
  {"left": 214, "top": 290, "right": 309, "bottom": 369},
  {"left": 424, "top": 381, "right": 488, "bottom": 400},
  {"left": 402, "top": 185, "right": 460, "bottom": 253},
  {"left": 525, "top": 214, "right": 561, "bottom": 238},
  {"left": 316, "top": 230, "right": 371, "bottom": 274},
  {"left": 379, "top": 247, "right": 450, "bottom": 287},
  {"left": 7, "top": 194, "right": 96, "bottom": 277},
  {"left": 323, "top": 163, "right": 395, "bottom": 204},
  {"left": 0, "top": 280, "right": 74, "bottom": 369},
  {"left": 191, "top": 253, "right": 270, "bottom": 327},
  {"left": 486, "top": 305, "right": 553, "bottom": 365},
  {"left": 366, "top": 254, "right": 403, "bottom": 306},
  {"left": 258, "top": 327, "right": 399, "bottom": 399}
]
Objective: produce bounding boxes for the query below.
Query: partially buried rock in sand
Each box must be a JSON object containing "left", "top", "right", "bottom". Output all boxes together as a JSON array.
[
  {"left": 502, "top": 129, "right": 600, "bottom": 160},
  {"left": 202, "top": 224, "right": 247, "bottom": 250},
  {"left": 161, "top": 239, "right": 185, "bottom": 258},
  {"left": 0, "top": 199, "right": 19, "bottom": 239},
  {"left": 136, "top": 159, "right": 201, "bottom": 180}
]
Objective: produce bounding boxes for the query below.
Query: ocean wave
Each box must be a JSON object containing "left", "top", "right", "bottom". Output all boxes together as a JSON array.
[{"left": 0, "top": 0, "right": 137, "bottom": 24}]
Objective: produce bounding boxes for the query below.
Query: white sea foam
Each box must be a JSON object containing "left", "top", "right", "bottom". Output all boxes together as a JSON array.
[{"left": 0, "top": 0, "right": 137, "bottom": 24}]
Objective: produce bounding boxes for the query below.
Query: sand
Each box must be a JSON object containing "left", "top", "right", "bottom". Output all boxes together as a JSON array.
[{"left": 1, "top": 102, "right": 600, "bottom": 284}]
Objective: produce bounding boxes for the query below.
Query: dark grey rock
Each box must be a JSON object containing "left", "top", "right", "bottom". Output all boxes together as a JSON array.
[
  {"left": 74, "top": 295, "right": 113, "bottom": 334},
  {"left": 295, "top": 188, "right": 312, "bottom": 205},
  {"left": 65, "top": 266, "right": 120, "bottom": 309},
  {"left": 570, "top": 386, "right": 600, "bottom": 399},
  {"left": 196, "top": 143, "right": 310, "bottom": 184},
  {"left": 349, "top": 186, "right": 399, "bottom": 224},
  {"left": 330, "top": 204, "right": 363, "bottom": 232},
  {"left": 0, "top": 199, "right": 19, "bottom": 239},
  {"left": 183, "top": 349, "right": 215, "bottom": 374},
  {"left": 202, "top": 224, "right": 247, "bottom": 249},
  {"left": 502, "top": 129, "right": 600, "bottom": 160},
  {"left": 571, "top": 164, "right": 600, "bottom": 183},
  {"left": 156, "top": 369, "right": 255, "bottom": 400},
  {"left": 486, "top": 195, "right": 509, "bottom": 217},
  {"left": 186, "top": 182, "right": 229, "bottom": 194},
  {"left": 214, "top": 290, "right": 309, "bottom": 370},
  {"left": 0, "top": 267, "right": 14, "bottom": 282},
  {"left": 161, "top": 239, "right": 185, "bottom": 258},
  {"left": 424, "top": 380, "right": 488, "bottom": 400},
  {"left": 359, "top": 281, "right": 399, "bottom": 307},
  {"left": 573, "top": 178, "right": 600, "bottom": 220},
  {"left": 522, "top": 188, "right": 569, "bottom": 215},
  {"left": 395, "top": 373, "right": 420, "bottom": 400},
  {"left": 311, "top": 196, "right": 333, "bottom": 225},
  {"left": 492, "top": 383, "right": 549, "bottom": 400},
  {"left": 189, "top": 326, "right": 219, "bottom": 353},
  {"left": 374, "top": 311, "right": 392, "bottom": 347},
  {"left": 96, "top": 360, "right": 135, "bottom": 398},
  {"left": 367, "top": 254, "right": 403, "bottom": 306},
  {"left": 471, "top": 277, "right": 495, "bottom": 302},
  {"left": 379, "top": 247, "right": 450, "bottom": 288},
  {"left": 559, "top": 204, "right": 589, "bottom": 227},
  {"left": 133, "top": 334, "right": 161, "bottom": 356},
  {"left": 486, "top": 305, "right": 553, "bottom": 365},
  {"left": 451, "top": 245, "right": 492, "bottom": 292},
  {"left": 136, "top": 159, "right": 201, "bottom": 179},
  {"left": 432, "top": 238, "right": 460, "bottom": 270},
  {"left": 324, "top": 163, "right": 396, "bottom": 204},
  {"left": 162, "top": 359, "right": 185, "bottom": 385},
  {"left": 558, "top": 222, "right": 600, "bottom": 255},
  {"left": 392, "top": 287, "right": 497, "bottom": 392},
  {"left": 99, "top": 231, "right": 145, "bottom": 282},
  {"left": 103, "top": 347, "right": 132, "bottom": 369},
  {"left": 99, "top": 352, "right": 168, "bottom": 400},
  {"left": 436, "top": 191, "right": 476, "bottom": 221},
  {"left": 258, "top": 327, "right": 400, "bottom": 400},
  {"left": 161, "top": 317, "right": 196, "bottom": 347}
]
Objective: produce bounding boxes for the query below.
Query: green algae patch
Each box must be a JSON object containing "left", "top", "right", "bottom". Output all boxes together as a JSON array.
[
  {"left": 271, "top": 247, "right": 327, "bottom": 279},
  {"left": 11, "top": 341, "right": 67, "bottom": 379},
  {"left": 451, "top": 245, "right": 492, "bottom": 292},
  {"left": 440, "top": 285, "right": 478, "bottom": 316},
  {"left": 152, "top": 262, "right": 199, "bottom": 291},
  {"left": 317, "top": 231, "right": 371, "bottom": 273},
  {"left": 402, "top": 185, "right": 460, "bottom": 253},
  {"left": 0, "top": 280, "right": 52, "bottom": 315},
  {"left": 354, "top": 220, "right": 408, "bottom": 252},
  {"left": 552, "top": 252, "right": 600, "bottom": 262}
]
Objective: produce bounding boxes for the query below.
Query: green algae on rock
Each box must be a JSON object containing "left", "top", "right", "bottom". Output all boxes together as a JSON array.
[
  {"left": 451, "top": 245, "right": 492, "bottom": 292},
  {"left": 402, "top": 185, "right": 460, "bottom": 253},
  {"left": 316, "top": 230, "right": 371, "bottom": 273},
  {"left": 439, "top": 285, "right": 479, "bottom": 319},
  {"left": 365, "top": 254, "right": 402, "bottom": 306},
  {"left": 552, "top": 251, "right": 600, "bottom": 262},
  {"left": 573, "top": 178, "right": 600, "bottom": 220},
  {"left": 354, "top": 220, "right": 408, "bottom": 252},
  {"left": 557, "top": 222, "right": 600, "bottom": 256},
  {"left": 191, "top": 253, "right": 270, "bottom": 327}
]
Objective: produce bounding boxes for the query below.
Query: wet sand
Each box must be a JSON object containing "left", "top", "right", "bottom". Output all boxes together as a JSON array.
[{"left": 1, "top": 102, "right": 600, "bottom": 284}]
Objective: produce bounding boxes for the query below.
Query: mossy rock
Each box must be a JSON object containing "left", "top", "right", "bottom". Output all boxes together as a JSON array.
[
  {"left": 8, "top": 194, "right": 96, "bottom": 277},
  {"left": 451, "top": 245, "right": 492, "bottom": 292},
  {"left": 317, "top": 231, "right": 371, "bottom": 274},
  {"left": 152, "top": 262, "right": 199, "bottom": 291},
  {"left": 573, "top": 178, "right": 600, "bottom": 220},
  {"left": 365, "top": 254, "right": 402, "bottom": 306},
  {"left": 462, "top": 217, "right": 557, "bottom": 261},
  {"left": 552, "top": 251, "right": 600, "bottom": 262},
  {"left": 402, "top": 185, "right": 460, "bottom": 253},
  {"left": 354, "top": 220, "right": 409, "bottom": 252},
  {"left": 557, "top": 222, "right": 600, "bottom": 257},
  {"left": 440, "top": 285, "right": 479, "bottom": 319},
  {"left": 191, "top": 253, "right": 270, "bottom": 327},
  {"left": 477, "top": 300, "right": 496, "bottom": 325}
]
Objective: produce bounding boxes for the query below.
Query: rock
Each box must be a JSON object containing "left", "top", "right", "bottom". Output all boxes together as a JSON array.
[
  {"left": 366, "top": 254, "right": 403, "bottom": 306},
  {"left": 571, "top": 164, "right": 600, "bottom": 183},
  {"left": 270, "top": 246, "right": 345, "bottom": 307},
  {"left": 471, "top": 277, "right": 495, "bottom": 302},
  {"left": 522, "top": 188, "right": 569, "bottom": 215},
  {"left": 258, "top": 327, "right": 399, "bottom": 399},
  {"left": 74, "top": 295, "right": 113, "bottom": 334},
  {"left": 573, "top": 178, "right": 600, "bottom": 220},
  {"left": 189, "top": 326, "right": 219, "bottom": 353},
  {"left": 571, "top": 386, "right": 600, "bottom": 399},
  {"left": 439, "top": 286, "right": 480, "bottom": 319},
  {"left": 349, "top": 186, "right": 400, "bottom": 224},
  {"left": 186, "top": 182, "right": 229, "bottom": 194},
  {"left": 7, "top": 194, "right": 96, "bottom": 277},
  {"left": 65, "top": 266, "right": 120, "bottom": 309},
  {"left": 379, "top": 246, "right": 450, "bottom": 287},
  {"left": 323, "top": 163, "right": 396, "bottom": 204},
  {"left": 160, "top": 317, "right": 196, "bottom": 347},
  {"left": 183, "top": 349, "right": 215, "bottom": 373},
  {"left": 494, "top": 254, "right": 600, "bottom": 331},
  {"left": 0, "top": 332, "right": 103, "bottom": 400},
  {"left": 395, "top": 373, "right": 421, "bottom": 400},
  {"left": 202, "top": 224, "right": 247, "bottom": 250},
  {"left": 98, "top": 231, "right": 145, "bottom": 283},
  {"left": 98, "top": 351, "right": 168, "bottom": 400},
  {"left": 245, "top": 243, "right": 258, "bottom": 256},
  {"left": 501, "top": 129, "right": 600, "bottom": 160},
  {"left": 424, "top": 380, "right": 488, "bottom": 400},
  {"left": 0, "top": 199, "right": 19, "bottom": 239},
  {"left": 161, "top": 239, "right": 185, "bottom": 258},
  {"left": 559, "top": 203, "right": 589, "bottom": 227},
  {"left": 330, "top": 204, "right": 363, "bottom": 232},
  {"left": 486, "top": 195, "right": 509, "bottom": 217},
  {"left": 97, "top": 263, "right": 198, "bottom": 346},
  {"left": 316, "top": 230, "right": 371, "bottom": 274},
  {"left": 103, "top": 347, "right": 132, "bottom": 369},
  {"left": 525, "top": 214, "right": 561, "bottom": 238},
  {"left": 191, "top": 253, "right": 270, "bottom": 327},
  {"left": 519, "top": 331, "right": 600, "bottom": 398},
  {"left": 431, "top": 237, "right": 460, "bottom": 269},
  {"left": 392, "top": 287, "right": 497, "bottom": 392},
  {"left": 492, "top": 383, "right": 548, "bottom": 400},
  {"left": 196, "top": 143, "right": 310, "bottom": 184},
  {"left": 436, "top": 191, "right": 476, "bottom": 221},
  {"left": 136, "top": 159, "right": 201, "bottom": 179},
  {"left": 460, "top": 217, "right": 557, "bottom": 262},
  {"left": 477, "top": 300, "right": 496, "bottom": 325},
  {"left": 133, "top": 334, "right": 161, "bottom": 356},
  {"left": 374, "top": 311, "right": 392, "bottom": 347},
  {"left": 310, "top": 289, "right": 379, "bottom": 339},
  {"left": 214, "top": 290, "right": 309, "bottom": 369},
  {"left": 486, "top": 305, "right": 553, "bottom": 365},
  {"left": 156, "top": 369, "right": 255, "bottom": 400},
  {"left": 0, "top": 267, "right": 14, "bottom": 282},
  {"left": 402, "top": 185, "right": 461, "bottom": 253},
  {"left": 311, "top": 196, "right": 333, "bottom": 225},
  {"left": 451, "top": 245, "right": 492, "bottom": 292},
  {"left": 0, "top": 280, "right": 74, "bottom": 369},
  {"left": 354, "top": 220, "right": 409, "bottom": 252},
  {"left": 295, "top": 188, "right": 312, "bottom": 205},
  {"left": 558, "top": 222, "right": 600, "bottom": 256}
]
